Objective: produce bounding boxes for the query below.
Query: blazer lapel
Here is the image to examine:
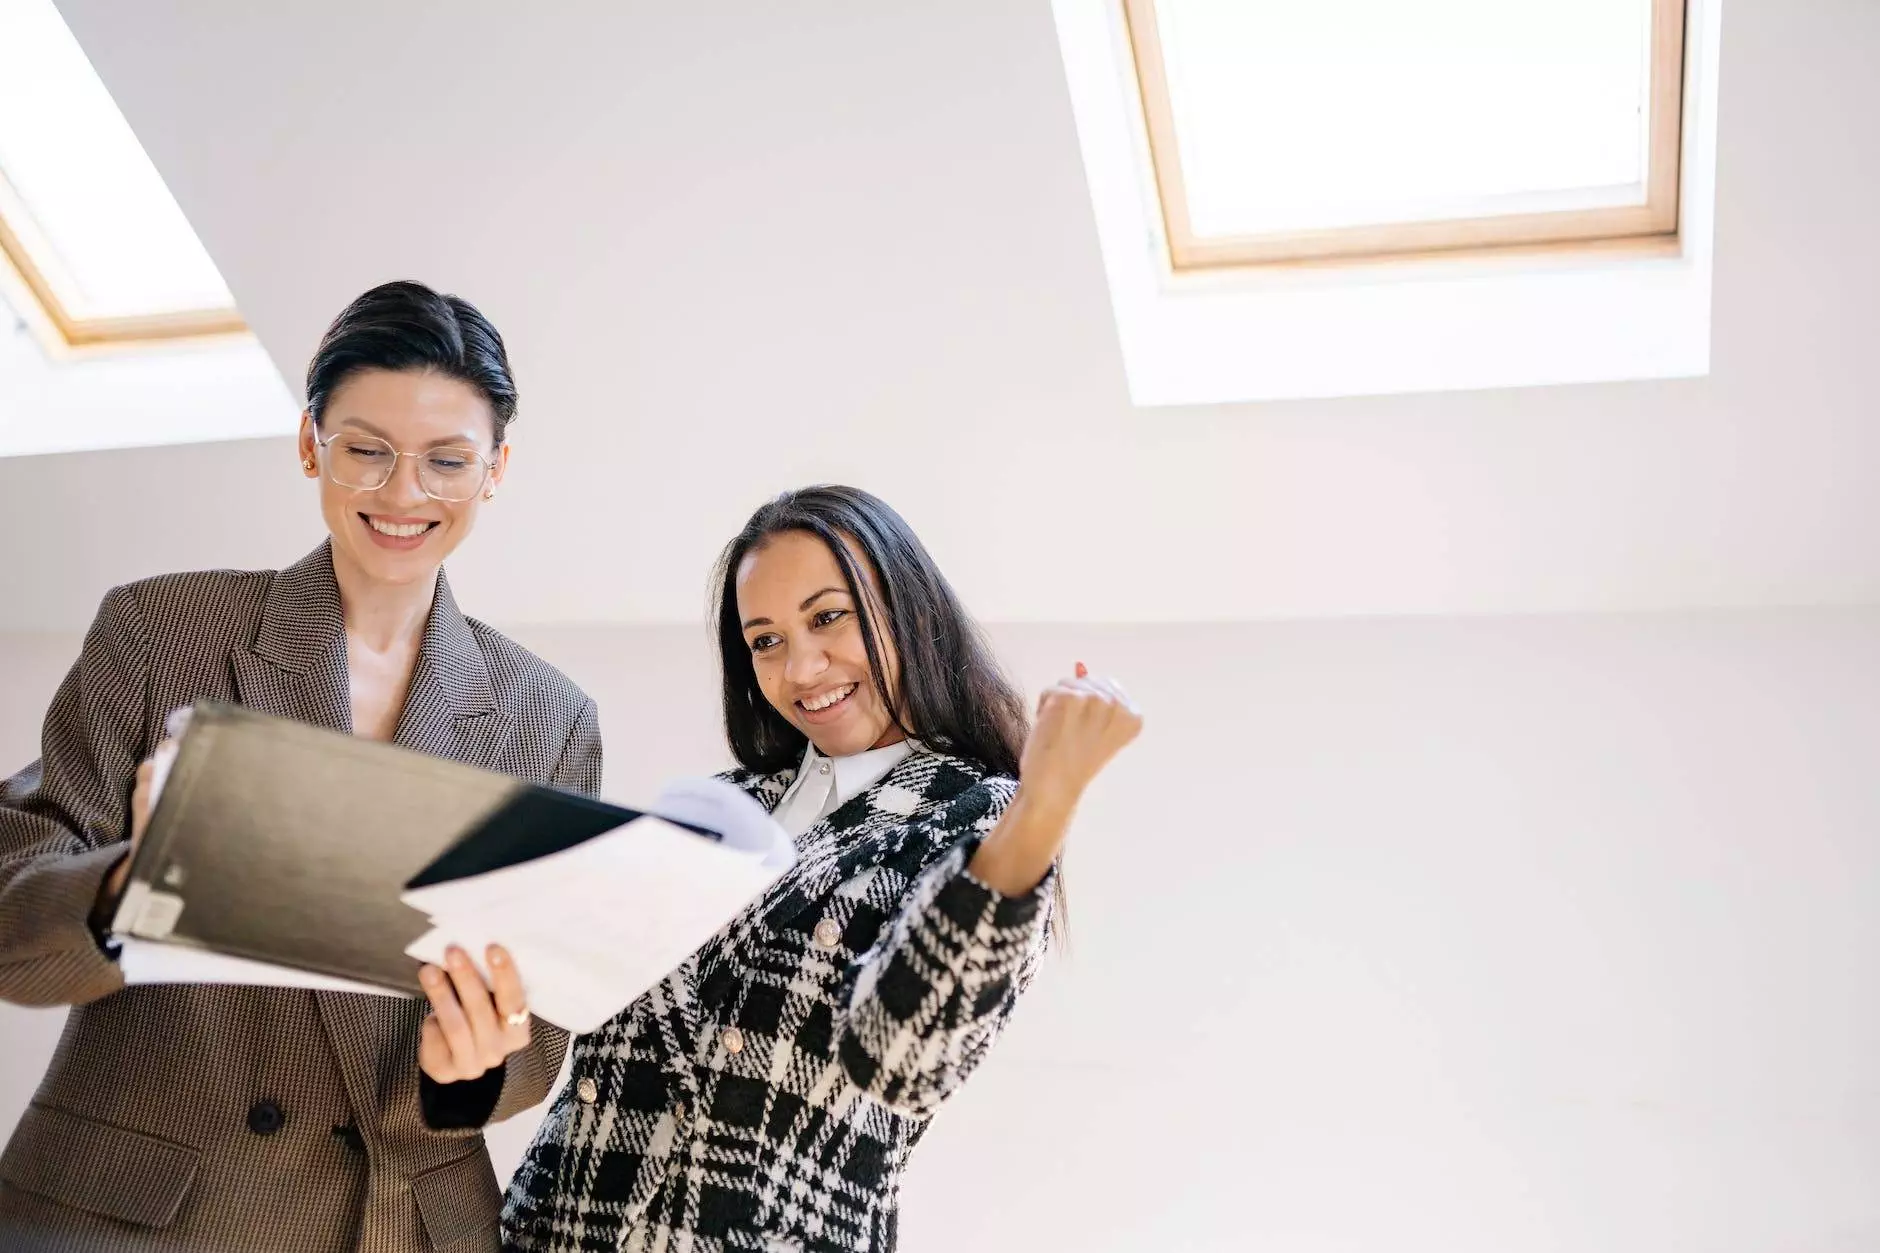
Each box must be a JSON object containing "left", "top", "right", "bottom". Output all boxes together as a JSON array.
[
  {"left": 229, "top": 541, "right": 351, "bottom": 733},
  {"left": 392, "top": 569, "right": 510, "bottom": 771}
]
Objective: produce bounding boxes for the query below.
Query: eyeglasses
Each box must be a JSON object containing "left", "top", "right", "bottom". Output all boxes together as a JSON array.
[{"left": 313, "top": 432, "right": 496, "bottom": 503}]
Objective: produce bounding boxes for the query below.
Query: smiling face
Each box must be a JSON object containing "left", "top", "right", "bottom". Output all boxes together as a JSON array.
[
  {"left": 735, "top": 529, "right": 904, "bottom": 759},
  {"left": 297, "top": 368, "right": 509, "bottom": 590}
]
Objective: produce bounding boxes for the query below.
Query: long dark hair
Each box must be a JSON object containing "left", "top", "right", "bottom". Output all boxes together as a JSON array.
[
  {"left": 712, "top": 487, "right": 1067, "bottom": 935},
  {"left": 713, "top": 485, "right": 1025, "bottom": 775}
]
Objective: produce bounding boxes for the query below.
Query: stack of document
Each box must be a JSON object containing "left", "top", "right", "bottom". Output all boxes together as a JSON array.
[{"left": 113, "top": 703, "right": 794, "bottom": 1033}]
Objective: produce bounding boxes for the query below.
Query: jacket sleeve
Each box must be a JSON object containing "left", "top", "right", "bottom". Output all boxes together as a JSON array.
[
  {"left": 421, "top": 696, "right": 598, "bottom": 1131},
  {"left": 832, "top": 778, "right": 1055, "bottom": 1117},
  {"left": 0, "top": 586, "right": 151, "bottom": 1008}
]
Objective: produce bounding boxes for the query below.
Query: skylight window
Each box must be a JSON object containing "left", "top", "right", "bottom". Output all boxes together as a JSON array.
[
  {"left": 0, "top": 0, "right": 243, "bottom": 347},
  {"left": 1124, "top": 0, "right": 1686, "bottom": 267},
  {"left": 1051, "top": 0, "right": 1718, "bottom": 403}
]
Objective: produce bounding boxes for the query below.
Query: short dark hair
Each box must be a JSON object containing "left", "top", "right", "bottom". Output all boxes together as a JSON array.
[
  {"left": 305, "top": 280, "right": 519, "bottom": 444},
  {"left": 712, "top": 485, "right": 1029, "bottom": 777}
]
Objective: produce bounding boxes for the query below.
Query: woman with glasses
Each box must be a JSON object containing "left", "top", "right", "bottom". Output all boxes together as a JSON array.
[{"left": 0, "top": 280, "right": 597, "bottom": 1253}]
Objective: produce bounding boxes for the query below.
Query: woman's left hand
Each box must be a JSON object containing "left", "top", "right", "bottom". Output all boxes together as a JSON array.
[{"left": 418, "top": 944, "right": 534, "bottom": 1083}]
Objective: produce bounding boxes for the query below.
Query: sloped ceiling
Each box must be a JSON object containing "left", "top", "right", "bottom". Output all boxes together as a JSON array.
[{"left": 2, "top": 0, "right": 1876, "bottom": 630}]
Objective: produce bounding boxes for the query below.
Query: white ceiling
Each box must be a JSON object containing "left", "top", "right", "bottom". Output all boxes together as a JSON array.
[{"left": 2, "top": 0, "right": 1877, "bottom": 632}]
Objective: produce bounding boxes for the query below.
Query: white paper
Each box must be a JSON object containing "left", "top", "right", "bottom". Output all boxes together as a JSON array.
[
  {"left": 649, "top": 775, "right": 798, "bottom": 867},
  {"left": 118, "top": 755, "right": 791, "bottom": 1035},
  {"left": 117, "top": 936, "right": 402, "bottom": 998},
  {"left": 403, "top": 778, "right": 795, "bottom": 1033}
]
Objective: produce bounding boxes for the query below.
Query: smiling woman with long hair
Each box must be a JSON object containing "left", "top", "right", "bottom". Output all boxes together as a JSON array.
[{"left": 504, "top": 485, "right": 1141, "bottom": 1253}]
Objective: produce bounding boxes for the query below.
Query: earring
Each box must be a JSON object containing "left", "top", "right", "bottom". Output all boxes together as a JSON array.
[
  {"left": 302, "top": 458, "right": 315, "bottom": 472},
  {"left": 482, "top": 487, "right": 496, "bottom": 501}
]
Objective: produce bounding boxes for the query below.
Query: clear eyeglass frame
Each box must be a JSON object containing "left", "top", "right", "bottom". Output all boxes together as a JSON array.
[{"left": 312, "top": 431, "right": 496, "bottom": 503}]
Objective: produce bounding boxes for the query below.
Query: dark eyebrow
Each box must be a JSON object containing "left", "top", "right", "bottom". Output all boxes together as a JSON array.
[
  {"left": 741, "top": 587, "right": 849, "bottom": 632},
  {"left": 799, "top": 587, "right": 847, "bottom": 613},
  {"left": 334, "top": 417, "right": 483, "bottom": 449}
]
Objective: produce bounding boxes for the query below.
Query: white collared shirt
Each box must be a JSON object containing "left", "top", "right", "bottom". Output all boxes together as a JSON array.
[{"left": 771, "top": 738, "right": 915, "bottom": 837}]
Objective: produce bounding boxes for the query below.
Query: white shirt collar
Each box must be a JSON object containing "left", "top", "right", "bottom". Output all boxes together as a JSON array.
[
  {"left": 805, "top": 738, "right": 916, "bottom": 809},
  {"left": 772, "top": 737, "right": 919, "bottom": 836}
]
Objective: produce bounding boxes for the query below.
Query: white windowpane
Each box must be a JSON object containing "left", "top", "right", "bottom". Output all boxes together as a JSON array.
[
  {"left": 0, "top": 0, "right": 233, "bottom": 319},
  {"left": 1154, "top": 0, "right": 1657, "bottom": 238}
]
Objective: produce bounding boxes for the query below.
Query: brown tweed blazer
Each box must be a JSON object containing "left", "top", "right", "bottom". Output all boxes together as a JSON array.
[{"left": 0, "top": 543, "right": 601, "bottom": 1253}]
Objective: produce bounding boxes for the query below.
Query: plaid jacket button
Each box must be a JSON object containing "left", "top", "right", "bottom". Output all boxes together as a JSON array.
[
  {"left": 721, "top": 1027, "right": 745, "bottom": 1054},
  {"left": 576, "top": 1077, "right": 598, "bottom": 1104},
  {"left": 673, "top": 1100, "right": 689, "bottom": 1121},
  {"left": 813, "top": 919, "right": 842, "bottom": 948}
]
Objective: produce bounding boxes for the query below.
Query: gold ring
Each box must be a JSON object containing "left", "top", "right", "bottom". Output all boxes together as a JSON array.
[{"left": 505, "top": 1009, "right": 531, "bottom": 1028}]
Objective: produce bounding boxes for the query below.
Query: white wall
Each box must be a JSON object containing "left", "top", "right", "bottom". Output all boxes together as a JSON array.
[{"left": 4, "top": 607, "right": 1877, "bottom": 1251}]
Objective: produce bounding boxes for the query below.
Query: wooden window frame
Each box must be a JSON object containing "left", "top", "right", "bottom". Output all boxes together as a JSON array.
[
  {"left": 1121, "top": 0, "right": 1689, "bottom": 271},
  {"left": 0, "top": 168, "right": 245, "bottom": 351}
]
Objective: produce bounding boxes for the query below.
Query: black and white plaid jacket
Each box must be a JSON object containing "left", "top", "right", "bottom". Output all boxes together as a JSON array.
[{"left": 501, "top": 749, "right": 1055, "bottom": 1252}]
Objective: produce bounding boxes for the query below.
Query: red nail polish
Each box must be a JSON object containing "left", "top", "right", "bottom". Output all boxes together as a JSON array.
[{"left": 1075, "top": 662, "right": 1088, "bottom": 679}]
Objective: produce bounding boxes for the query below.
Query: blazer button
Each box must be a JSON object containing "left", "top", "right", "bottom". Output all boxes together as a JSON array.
[
  {"left": 246, "top": 1099, "right": 284, "bottom": 1136},
  {"left": 672, "top": 1100, "right": 688, "bottom": 1122},
  {"left": 813, "top": 919, "right": 842, "bottom": 948},
  {"left": 576, "top": 1077, "right": 599, "bottom": 1105},
  {"left": 721, "top": 1027, "right": 745, "bottom": 1055}
]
